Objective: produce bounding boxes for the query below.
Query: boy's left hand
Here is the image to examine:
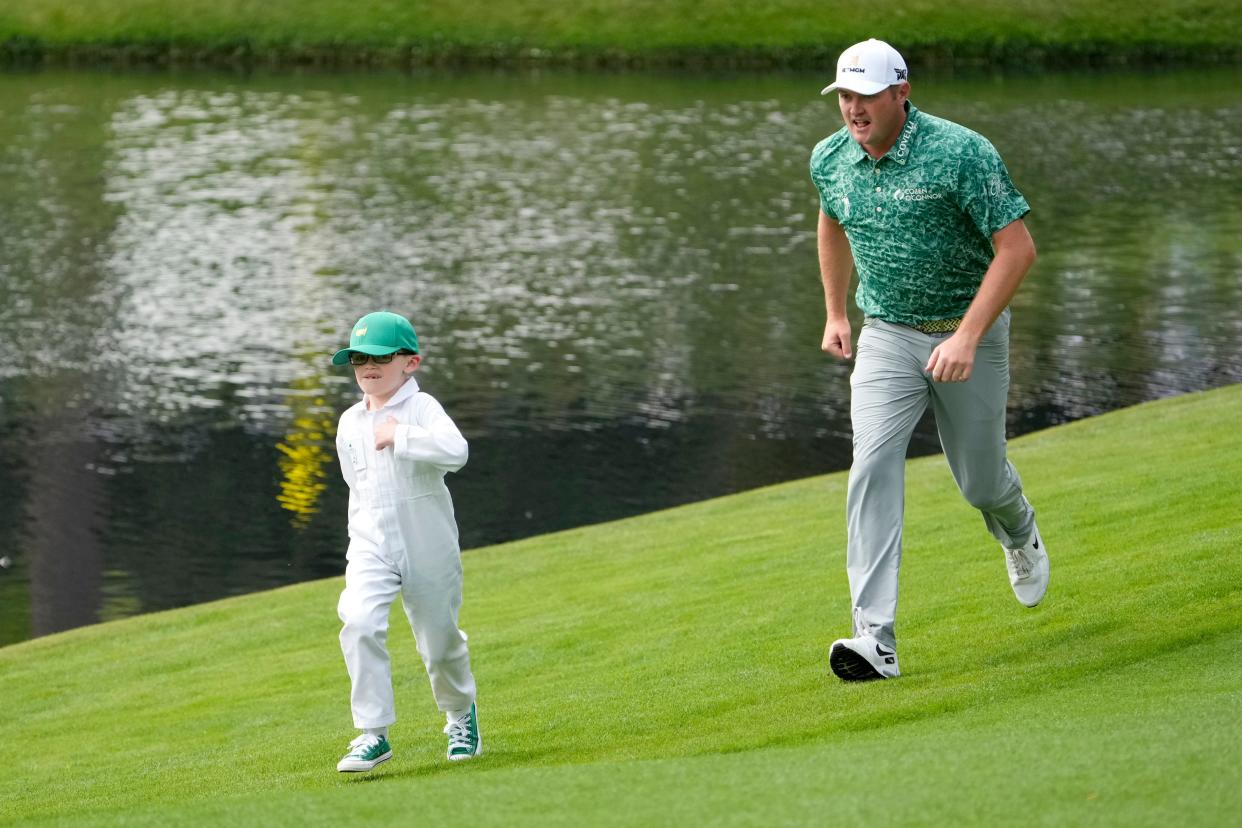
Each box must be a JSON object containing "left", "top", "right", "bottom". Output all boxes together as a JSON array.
[{"left": 374, "top": 415, "right": 399, "bottom": 451}]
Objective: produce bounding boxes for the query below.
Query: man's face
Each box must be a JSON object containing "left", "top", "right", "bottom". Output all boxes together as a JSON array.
[{"left": 837, "top": 83, "right": 911, "bottom": 158}]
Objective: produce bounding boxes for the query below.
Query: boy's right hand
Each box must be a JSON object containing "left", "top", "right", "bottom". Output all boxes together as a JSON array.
[{"left": 374, "top": 415, "right": 399, "bottom": 451}]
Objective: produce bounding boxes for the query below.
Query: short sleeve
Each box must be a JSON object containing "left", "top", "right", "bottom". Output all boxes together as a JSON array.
[
  {"left": 810, "top": 142, "right": 840, "bottom": 221},
  {"left": 956, "top": 137, "right": 1030, "bottom": 238}
]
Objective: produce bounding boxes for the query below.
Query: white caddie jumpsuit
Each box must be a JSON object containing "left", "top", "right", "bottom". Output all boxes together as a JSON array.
[{"left": 335, "top": 376, "right": 476, "bottom": 729}]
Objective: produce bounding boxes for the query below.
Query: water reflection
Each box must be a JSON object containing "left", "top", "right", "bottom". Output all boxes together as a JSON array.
[
  {"left": 0, "top": 67, "right": 1239, "bottom": 644},
  {"left": 274, "top": 379, "right": 335, "bottom": 526}
]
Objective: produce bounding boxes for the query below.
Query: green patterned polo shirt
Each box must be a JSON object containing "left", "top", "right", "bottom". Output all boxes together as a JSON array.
[{"left": 809, "top": 103, "right": 1030, "bottom": 326}]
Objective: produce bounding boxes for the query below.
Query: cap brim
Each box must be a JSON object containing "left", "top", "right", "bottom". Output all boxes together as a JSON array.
[
  {"left": 331, "top": 344, "right": 402, "bottom": 365},
  {"left": 821, "top": 79, "right": 892, "bottom": 96}
]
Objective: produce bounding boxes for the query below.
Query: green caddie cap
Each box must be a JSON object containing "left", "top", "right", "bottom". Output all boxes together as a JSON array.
[{"left": 331, "top": 311, "right": 420, "bottom": 365}]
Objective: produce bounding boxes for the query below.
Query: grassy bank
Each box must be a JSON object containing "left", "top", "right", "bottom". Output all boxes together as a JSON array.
[
  {"left": 1, "top": 384, "right": 1240, "bottom": 825},
  {"left": 1, "top": 0, "right": 1240, "bottom": 69}
]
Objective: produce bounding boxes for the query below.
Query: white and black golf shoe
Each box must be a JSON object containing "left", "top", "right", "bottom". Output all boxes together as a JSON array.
[
  {"left": 829, "top": 633, "right": 900, "bottom": 681},
  {"left": 1003, "top": 523, "right": 1049, "bottom": 607}
]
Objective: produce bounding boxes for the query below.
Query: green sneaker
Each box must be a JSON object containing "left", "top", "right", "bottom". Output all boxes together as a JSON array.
[
  {"left": 444, "top": 703, "right": 482, "bottom": 761},
  {"left": 336, "top": 734, "right": 392, "bottom": 772}
]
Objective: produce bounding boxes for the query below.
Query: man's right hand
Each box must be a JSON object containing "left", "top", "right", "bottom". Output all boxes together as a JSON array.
[{"left": 822, "top": 318, "right": 854, "bottom": 360}]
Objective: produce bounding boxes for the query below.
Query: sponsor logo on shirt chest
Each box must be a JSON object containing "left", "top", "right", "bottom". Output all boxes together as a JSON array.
[{"left": 893, "top": 187, "right": 943, "bottom": 202}]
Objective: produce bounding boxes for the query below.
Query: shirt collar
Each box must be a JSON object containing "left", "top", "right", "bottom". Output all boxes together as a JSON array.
[{"left": 362, "top": 375, "right": 420, "bottom": 411}]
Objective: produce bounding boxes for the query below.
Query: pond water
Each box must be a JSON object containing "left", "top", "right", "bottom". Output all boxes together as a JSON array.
[{"left": 1, "top": 65, "right": 1239, "bottom": 645}]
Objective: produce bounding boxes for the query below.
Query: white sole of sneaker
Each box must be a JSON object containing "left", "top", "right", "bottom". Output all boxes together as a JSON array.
[
  {"left": 337, "top": 750, "right": 392, "bottom": 772},
  {"left": 448, "top": 736, "right": 483, "bottom": 761}
]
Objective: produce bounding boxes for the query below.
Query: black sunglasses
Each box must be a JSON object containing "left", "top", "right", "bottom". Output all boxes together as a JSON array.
[{"left": 348, "top": 350, "right": 413, "bottom": 366}]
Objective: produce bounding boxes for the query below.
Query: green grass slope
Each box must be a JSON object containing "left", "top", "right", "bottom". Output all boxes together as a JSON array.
[
  {"left": 1, "top": 0, "right": 1240, "bottom": 66},
  {"left": 2, "top": 384, "right": 1240, "bottom": 826}
]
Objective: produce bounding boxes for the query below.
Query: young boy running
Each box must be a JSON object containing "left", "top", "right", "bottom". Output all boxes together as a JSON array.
[{"left": 331, "top": 311, "right": 481, "bottom": 771}]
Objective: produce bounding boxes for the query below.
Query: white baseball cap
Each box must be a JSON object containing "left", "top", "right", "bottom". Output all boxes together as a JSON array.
[{"left": 820, "top": 39, "right": 909, "bottom": 96}]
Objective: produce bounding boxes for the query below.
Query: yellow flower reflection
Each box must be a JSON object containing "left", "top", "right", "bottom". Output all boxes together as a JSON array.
[{"left": 275, "top": 386, "right": 335, "bottom": 528}]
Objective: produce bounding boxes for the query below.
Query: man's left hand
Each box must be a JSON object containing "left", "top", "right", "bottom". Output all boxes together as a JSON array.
[{"left": 925, "top": 335, "right": 977, "bottom": 383}]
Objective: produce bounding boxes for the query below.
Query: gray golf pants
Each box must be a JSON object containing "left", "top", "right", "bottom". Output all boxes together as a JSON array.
[{"left": 846, "top": 311, "right": 1035, "bottom": 649}]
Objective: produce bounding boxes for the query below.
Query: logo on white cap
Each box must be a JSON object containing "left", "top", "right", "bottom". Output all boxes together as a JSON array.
[{"left": 821, "top": 39, "right": 908, "bottom": 96}]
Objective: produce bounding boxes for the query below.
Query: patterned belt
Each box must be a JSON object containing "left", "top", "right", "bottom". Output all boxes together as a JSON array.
[{"left": 907, "top": 316, "right": 963, "bottom": 334}]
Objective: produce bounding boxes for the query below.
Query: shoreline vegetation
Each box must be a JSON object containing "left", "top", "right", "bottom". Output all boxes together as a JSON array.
[{"left": 2, "top": 1, "right": 1240, "bottom": 70}]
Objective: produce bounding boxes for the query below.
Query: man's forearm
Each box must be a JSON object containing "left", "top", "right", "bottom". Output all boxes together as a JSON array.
[
  {"left": 818, "top": 211, "right": 854, "bottom": 320},
  {"left": 958, "top": 219, "right": 1037, "bottom": 341}
]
